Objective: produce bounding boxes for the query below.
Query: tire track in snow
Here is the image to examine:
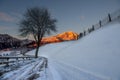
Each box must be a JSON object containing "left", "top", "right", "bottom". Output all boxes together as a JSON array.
[
  {"left": 1, "top": 58, "right": 45, "bottom": 80},
  {"left": 48, "top": 59, "right": 111, "bottom": 80}
]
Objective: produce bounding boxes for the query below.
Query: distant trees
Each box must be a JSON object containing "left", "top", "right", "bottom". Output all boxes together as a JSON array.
[
  {"left": 0, "top": 34, "right": 21, "bottom": 50},
  {"left": 19, "top": 7, "right": 57, "bottom": 58}
]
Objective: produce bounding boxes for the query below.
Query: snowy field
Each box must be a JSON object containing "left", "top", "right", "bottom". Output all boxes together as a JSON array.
[{"left": 1, "top": 19, "right": 120, "bottom": 80}]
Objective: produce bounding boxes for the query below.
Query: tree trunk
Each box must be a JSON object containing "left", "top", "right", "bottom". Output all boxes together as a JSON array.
[
  {"left": 35, "top": 46, "right": 39, "bottom": 58},
  {"left": 35, "top": 35, "right": 42, "bottom": 58},
  {"left": 35, "top": 41, "right": 40, "bottom": 58}
]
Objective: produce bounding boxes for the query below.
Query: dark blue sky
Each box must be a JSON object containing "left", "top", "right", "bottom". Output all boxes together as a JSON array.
[{"left": 0, "top": 0, "right": 120, "bottom": 39}]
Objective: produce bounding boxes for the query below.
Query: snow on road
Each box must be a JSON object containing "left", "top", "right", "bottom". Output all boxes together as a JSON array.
[
  {"left": 0, "top": 58, "right": 48, "bottom": 80},
  {"left": 48, "top": 59, "right": 108, "bottom": 80}
]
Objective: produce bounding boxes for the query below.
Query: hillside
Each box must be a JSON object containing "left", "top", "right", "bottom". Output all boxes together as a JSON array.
[
  {"left": 0, "top": 34, "right": 21, "bottom": 50},
  {"left": 0, "top": 34, "right": 20, "bottom": 43},
  {"left": 28, "top": 20, "right": 120, "bottom": 80},
  {"left": 1, "top": 20, "right": 120, "bottom": 80},
  {"left": 41, "top": 31, "right": 78, "bottom": 44},
  {"left": 0, "top": 34, "right": 33, "bottom": 50}
]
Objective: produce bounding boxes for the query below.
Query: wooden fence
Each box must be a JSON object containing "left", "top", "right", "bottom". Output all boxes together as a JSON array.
[
  {"left": 78, "top": 9, "right": 120, "bottom": 38},
  {"left": 0, "top": 56, "right": 35, "bottom": 66}
]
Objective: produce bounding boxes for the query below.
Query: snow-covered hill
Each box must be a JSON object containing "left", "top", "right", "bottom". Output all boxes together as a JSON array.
[
  {"left": 1, "top": 19, "right": 120, "bottom": 80},
  {"left": 37, "top": 20, "right": 120, "bottom": 80}
]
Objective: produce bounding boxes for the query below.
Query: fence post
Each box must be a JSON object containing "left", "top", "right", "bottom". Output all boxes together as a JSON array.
[
  {"left": 99, "top": 20, "right": 102, "bottom": 27},
  {"left": 92, "top": 25, "right": 95, "bottom": 31},
  {"left": 108, "top": 13, "right": 112, "bottom": 22},
  {"left": 6, "top": 58, "right": 9, "bottom": 66}
]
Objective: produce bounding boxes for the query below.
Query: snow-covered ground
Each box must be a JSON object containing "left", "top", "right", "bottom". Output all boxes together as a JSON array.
[
  {"left": 30, "top": 20, "right": 120, "bottom": 80},
  {"left": 0, "top": 57, "right": 48, "bottom": 80},
  {"left": 1, "top": 19, "right": 120, "bottom": 80}
]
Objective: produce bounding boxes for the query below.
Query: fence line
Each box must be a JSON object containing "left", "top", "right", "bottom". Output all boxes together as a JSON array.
[
  {"left": 0, "top": 56, "right": 35, "bottom": 66},
  {"left": 78, "top": 9, "right": 120, "bottom": 38}
]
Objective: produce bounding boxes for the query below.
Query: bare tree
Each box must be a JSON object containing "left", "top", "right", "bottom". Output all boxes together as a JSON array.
[{"left": 19, "top": 7, "right": 57, "bottom": 58}]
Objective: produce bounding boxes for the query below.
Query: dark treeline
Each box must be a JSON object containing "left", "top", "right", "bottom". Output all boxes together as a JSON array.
[
  {"left": 0, "top": 34, "right": 33, "bottom": 50},
  {"left": 0, "top": 34, "right": 21, "bottom": 50}
]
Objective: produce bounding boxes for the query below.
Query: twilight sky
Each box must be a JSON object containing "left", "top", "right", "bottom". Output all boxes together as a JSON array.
[{"left": 0, "top": 0, "right": 120, "bottom": 39}]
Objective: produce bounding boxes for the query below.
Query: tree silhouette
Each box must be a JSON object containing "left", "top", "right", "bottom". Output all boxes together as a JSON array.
[{"left": 19, "top": 7, "right": 57, "bottom": 58}]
